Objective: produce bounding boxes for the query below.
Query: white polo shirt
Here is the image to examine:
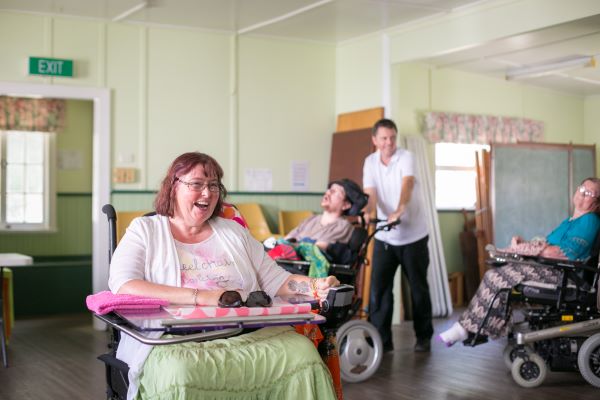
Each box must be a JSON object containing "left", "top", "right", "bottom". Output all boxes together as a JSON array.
[{"left": 363, "top": 148, "right": 429, "bottom": 246}]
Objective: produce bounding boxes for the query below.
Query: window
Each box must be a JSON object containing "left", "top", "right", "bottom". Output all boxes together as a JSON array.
[
  {"left": 0, "top": 130, "right": 56, "bottom": 231},
  {"left": 435, "top": 143, "right": 489, "bottom": 210}
]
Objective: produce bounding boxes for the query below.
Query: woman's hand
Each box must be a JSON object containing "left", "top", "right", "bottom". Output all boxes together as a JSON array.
[
  {"left": 510, "top": 235, "right": 524, "bottom": 246},
  {"left": 539, "top": 245, "right": 566, "bottom": 259},
  {"left": 315, "top": 275, "right": 340, "bottom": 301}
]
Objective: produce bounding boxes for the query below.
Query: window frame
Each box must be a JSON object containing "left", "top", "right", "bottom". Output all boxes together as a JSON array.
[
  {"left": 434, "top": 142, "right": 489, "bottom": 212},
  {"left": 0, "top": 130, "right": 57, "bottom": 232}
]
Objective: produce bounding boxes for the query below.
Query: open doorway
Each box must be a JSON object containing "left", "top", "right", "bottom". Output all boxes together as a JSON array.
[{"left": 0, "top": 82, "right": 110, "bottom": 329}]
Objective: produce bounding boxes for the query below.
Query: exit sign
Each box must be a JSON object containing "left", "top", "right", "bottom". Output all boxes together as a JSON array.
[{"left": 29, "top": 57, "right": 73, "bottom": 77}]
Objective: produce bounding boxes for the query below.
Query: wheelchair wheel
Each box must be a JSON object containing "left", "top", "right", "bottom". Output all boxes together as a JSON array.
[
  {"left": 577, "top": 332, "right": 600, "bottom": 388},
  {"left": 337, "top": 320, "right": 383, "bottom": 383},
  {"left": 503, "top": 344, "right": 533, "bottom": 370},
  {"left": 511, "top": 353, "right": 547, "bottom": 388}
]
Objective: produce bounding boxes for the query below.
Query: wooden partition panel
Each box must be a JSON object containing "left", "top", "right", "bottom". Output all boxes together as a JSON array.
[{"left": 336, "top": 107, "right": 384, "bottom": 132}]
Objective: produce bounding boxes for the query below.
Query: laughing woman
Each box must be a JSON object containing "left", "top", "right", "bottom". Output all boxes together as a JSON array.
[{"left": 109, "top": 152, "right": 338, "bottom": 400}]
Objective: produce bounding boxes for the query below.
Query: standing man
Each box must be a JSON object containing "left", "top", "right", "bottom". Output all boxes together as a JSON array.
[{"left": 363, "top": 118, "right": 433, "bottom": 352}]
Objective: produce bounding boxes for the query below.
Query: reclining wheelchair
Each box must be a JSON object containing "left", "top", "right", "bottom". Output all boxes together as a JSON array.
[
  {"left": 465, "top": 242, "right": 600, "bottom": 388},
  {"left": 276, "top": 215, "right": 400, "bottom": 383},
  {"left": 95, "top": 204, "right": 355, "bottom": 400}
]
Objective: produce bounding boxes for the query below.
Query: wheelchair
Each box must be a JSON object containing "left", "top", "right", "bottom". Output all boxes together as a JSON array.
[
  {"left": 465, "top": 243, "right": 600, "bottom": 388},
  {"left": 95, "top": 204, "right": 354, "bottom": 400},
  {"left": 276, "top": 216, "right": 399, "bottom": 383}
]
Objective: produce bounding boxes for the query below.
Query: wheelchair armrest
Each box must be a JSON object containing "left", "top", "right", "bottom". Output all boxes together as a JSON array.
[{"left": 536, "top": 257, "right": 598, "bottom": 274}]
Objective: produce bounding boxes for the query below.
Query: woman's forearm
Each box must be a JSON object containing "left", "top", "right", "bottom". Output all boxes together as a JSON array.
[
  {"left": 277, "top": 274, "right": 340, "bottom": 300},
  {"left": 117, "top": 279, "right": 224, "bottom": 305}
]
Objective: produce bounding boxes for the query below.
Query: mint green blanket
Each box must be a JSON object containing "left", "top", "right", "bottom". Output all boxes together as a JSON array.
[{"left": 137, "top": 326, "right": 336, "bottom": 400}]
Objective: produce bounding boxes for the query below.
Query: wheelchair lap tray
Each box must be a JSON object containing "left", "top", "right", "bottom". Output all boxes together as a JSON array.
[{"left": 111, "top": 297, "right": 324, "bottom": 332}]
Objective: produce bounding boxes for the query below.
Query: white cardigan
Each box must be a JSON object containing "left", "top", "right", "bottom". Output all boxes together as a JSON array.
[
  {"left": 108, "top": 214, "right": 291, "bottom": 400},
  {"left": 108, "top": 214, "right": 290, "bottom": 298}
]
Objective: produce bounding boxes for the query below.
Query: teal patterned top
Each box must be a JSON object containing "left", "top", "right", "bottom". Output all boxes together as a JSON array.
[{"left": 546, "top": 213, "right": 600, "bottom": 260}]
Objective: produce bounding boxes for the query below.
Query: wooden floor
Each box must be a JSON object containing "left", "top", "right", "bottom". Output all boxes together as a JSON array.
[{"left": 0, "top": 312, "right": 597, "bottom": 400}]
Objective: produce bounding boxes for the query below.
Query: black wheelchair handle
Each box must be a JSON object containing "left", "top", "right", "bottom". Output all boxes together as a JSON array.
[{"left": 370, "top": 218, "right": 401, "bottom": 231}]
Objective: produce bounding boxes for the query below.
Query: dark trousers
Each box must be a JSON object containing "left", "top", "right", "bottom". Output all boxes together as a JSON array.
[{"left": 368, "top": 236, "right": 433, "bottom": 348}]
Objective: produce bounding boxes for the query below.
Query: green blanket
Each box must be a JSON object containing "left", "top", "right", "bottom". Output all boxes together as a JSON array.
[{"left": 137, "top": 326, "right": 336, "bottom": 400}]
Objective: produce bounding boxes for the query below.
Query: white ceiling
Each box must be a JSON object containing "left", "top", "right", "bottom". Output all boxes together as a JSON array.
[
  {"left": 1, "top": 0, "right": 599, "bottom": 95},
  {"left": 423, "top": 14, "right": 600, "bottom": 96},
  {"left": 0, "top": 0, "right": 488, "bottom": 40}
]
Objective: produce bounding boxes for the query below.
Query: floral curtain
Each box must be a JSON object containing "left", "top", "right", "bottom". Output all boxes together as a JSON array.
[
  {"left": 0, "top": 96, "right": 66, "bottom": 133},
  {"left": 423, "top": 111, "right": 544, "bottom": 144}
]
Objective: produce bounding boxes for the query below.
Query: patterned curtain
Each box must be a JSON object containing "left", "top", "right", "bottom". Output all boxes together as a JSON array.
[
  {"left": 0, "top": 96, "right": 66, "bottom": 133},
  {"left": 423, "top": 111, "right": 544, "bottom": 144}
]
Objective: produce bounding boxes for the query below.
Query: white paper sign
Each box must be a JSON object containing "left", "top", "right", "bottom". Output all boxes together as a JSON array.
[
  {"left": 244, "top": 168, "right": 272, "bottom": 191},
  {"left": 291, "top": 161, "right": 309, "bottom": 191}
]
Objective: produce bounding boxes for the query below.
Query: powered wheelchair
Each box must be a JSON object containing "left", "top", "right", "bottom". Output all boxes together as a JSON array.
[
  {"left": 94, "top": 204, "right": 356, "bottom": 400},
  {"left": 465, "top": 242, "right": 600, "bottom": 388},
  {"left": 275, "top": 215, "right": 399, "bottom": 383}
]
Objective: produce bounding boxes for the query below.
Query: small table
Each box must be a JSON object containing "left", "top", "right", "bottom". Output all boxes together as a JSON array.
[{"left": 0, "top": 253, "right": 33, "bottom": 367}]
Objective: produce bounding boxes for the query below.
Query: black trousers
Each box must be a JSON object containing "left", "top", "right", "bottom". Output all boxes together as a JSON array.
[{"left": 368, "top": 236, "right": 433, "bottom": 348}]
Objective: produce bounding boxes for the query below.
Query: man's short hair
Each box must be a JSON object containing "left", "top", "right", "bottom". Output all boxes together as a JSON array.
[{"left": 372, "top": 118, "right": 398, "bottom": 136}]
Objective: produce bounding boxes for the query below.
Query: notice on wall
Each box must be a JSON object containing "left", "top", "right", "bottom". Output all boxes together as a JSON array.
[
  {"left": 291, "top": 161, "right": 309, "bottom": 191},
  {"left": 244, "top": 168, "right": 272, "bottom": 191},
  {"left": 58, "top": 149, "right": 83, "bottom": 170}
]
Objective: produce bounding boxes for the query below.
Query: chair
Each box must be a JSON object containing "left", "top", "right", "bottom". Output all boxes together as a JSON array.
[
  {"left": 116, "top": 211, "right": 148, "bottom": 244},
  {"left": 234, "top": 203, "right": 277, "bottom": 241},
  {"left": 278, "top": 210, "right": 314, "bottom": 236}
]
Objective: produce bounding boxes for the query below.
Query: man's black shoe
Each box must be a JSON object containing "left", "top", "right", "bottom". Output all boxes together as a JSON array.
[{"left": 414, "top": 338, "right": 431, "bottom": 352}]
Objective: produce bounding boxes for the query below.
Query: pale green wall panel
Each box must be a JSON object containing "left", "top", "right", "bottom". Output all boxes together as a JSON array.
[
  {"left": 0, "top": 195, "right": 91, "bottom": 256},
  {"left": 238, "top": 36, "right": 335, "bottom": 192},
  {"left": 430, "top": 68, "right": 524, "bottom": 117},
  {"left": 584, "top": 95, "right": 600, "bottom": 174},
  {"left": 52, "top": 18, "right": 102, "bottom": 86},
  {"left": 146, "top": 28, "right": 232, "bottom": 190},
  {"left": 0, "top": 12, "right": 47, "bottom": 83},
  {"left": 57, "top": 99, "right": 93, "bottom": 192},
  {"left": 106, "top": 23, "right": 143, "bottom": 189},
  {"left": 392, "top": 63, "right": 430, "bottom": 136},
  {"left": 335, "top": 35, "right": 383, "bottom": 115},
  {"left": 522, "top": 87, "right": 584, "bottom": 143}
]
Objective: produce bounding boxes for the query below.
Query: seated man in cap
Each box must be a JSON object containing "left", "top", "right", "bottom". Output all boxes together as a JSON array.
[{"left": 286, "top": 178, "right": 367, "bottom": 252}]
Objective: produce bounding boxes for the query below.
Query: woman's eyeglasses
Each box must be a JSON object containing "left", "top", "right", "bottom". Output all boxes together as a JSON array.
[
  {"left": 175, "top": 177, "right": 221, "bottom": 193},
  {"left": 218, "top": 290, "right": 273, "bottom": 308},
  {"left": 578, "top": 185, "right": 598, "bottom": 198}
]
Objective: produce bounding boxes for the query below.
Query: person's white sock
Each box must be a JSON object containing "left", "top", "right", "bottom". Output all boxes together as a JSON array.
[{"left": 438, "top": 322, "right": 468, "bottom": 346}]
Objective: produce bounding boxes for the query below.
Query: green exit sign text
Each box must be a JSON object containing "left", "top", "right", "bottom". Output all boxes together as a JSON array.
[{"left": 29, "top": 57, "right": 73, "bottom": 77}]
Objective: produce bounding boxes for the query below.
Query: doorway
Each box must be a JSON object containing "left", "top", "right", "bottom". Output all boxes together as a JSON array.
[{"left": 0, "top": 81, "right": 110, "bottom": 328}]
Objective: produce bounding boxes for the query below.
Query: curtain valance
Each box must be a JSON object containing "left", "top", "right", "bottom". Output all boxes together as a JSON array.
[
  {"left": 0, "top": 96, "right": 66, "bottom": 133},
  {"left": 423, "top": 111, "right": 544, "bottom": 144}
]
